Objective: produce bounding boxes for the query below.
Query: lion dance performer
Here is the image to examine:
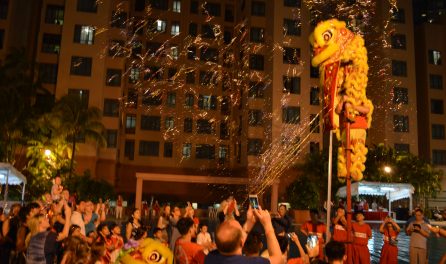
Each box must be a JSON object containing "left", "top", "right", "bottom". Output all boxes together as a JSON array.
[{"left": 309, "top": 19, "right": 373, "bottom": 181}]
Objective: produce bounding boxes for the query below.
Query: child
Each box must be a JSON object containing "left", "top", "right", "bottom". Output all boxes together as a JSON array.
[
  {"left": 379, "top": 216, "right": 400, "bottom": 264},
  {"left": 153, "top": 227, "right": 168, "bottom": 247},
  {"left": 352, "top": 211, "right": 372, "bottom": 264},
  {"left": 109, "top": 223, "right": 124, "bottom": 262},
  {"left": 196, "top": 223, "right": 212, "bottom": 254},
  {"left": 51, "top": 176, "right": 63, "bottom": 202}
]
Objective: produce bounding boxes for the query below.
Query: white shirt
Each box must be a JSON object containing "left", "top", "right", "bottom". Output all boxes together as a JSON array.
[
  {"left": 71, "top": 211, "right": 86, "bottom": 236},
  {"left": 196, "top": 232, "right": 212, "bottom": 254}
]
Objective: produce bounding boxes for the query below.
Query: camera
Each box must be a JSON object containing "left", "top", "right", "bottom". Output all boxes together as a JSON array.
[{"left": 307, "top": 235, "right": 318, "bottom": 249}]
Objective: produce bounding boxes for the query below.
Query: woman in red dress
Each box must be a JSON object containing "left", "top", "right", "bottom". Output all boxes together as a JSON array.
[{"left": 379, "top": 216, "right": 400, "bottom": 264}]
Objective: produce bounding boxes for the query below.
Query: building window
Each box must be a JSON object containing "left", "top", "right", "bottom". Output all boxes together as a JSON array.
[
  {"left": 310, "top": 87, "right": 320, "bottom": 105},
  {"left": 45, "top": 5, "right": 64, "bottom": 24},
  {"left": 203, "top": 2, "right": 221, "bottom": 16},
  {"left": 166, "top": 92, "right": 176, "bottom": 107},
  {"left": 200, "top": 48, "right": 218, "bottom": 62},
  {"left": 141, "top": 115, "right": 161, "bottom": 131},
  {"left": 283, "top": 76, "right": 300, "bottom": 94},
  {"left": 111, "top": 11, "right": 127, "bottom": 28},
  {"left": 393, "top": 115, "right": 409, "bottom": 132},
  {"left": 310, "top": 66, "right": 319, "bottom": 78},
  {"left": 167, "top": 68, "right": 177, "bottom": 81},
  {"left": 103, "top": 99, "right": 119, "bottom": 117},
  {"left": 173, "top": 0, "right": 181, "bottom": 13},
  {"left": 197, "top": 119, "right": 214, "bottom": 134},
  {"left": 164, "top": 142, "right": 173, "bottom": 157},
  {"left": 394, "top": 143, "right": 410, "bottom": 153},
  {"left": 42, "top": 34, "right": 61, "bottom": 53},
  {"left": 283, "top": 47, "right": 300, "bottom": 64},
  {"left": 165, "top": 116, "right": 175, "bottom": 129},
  {"left": 74, "top": 25, "right": 95, "bottom": 45},
  {"left": 310, "top": 114, "right": 320, "bottom": 133},
  {"left": 220, "top": 122, "right": 229, "bottom": 139},
  {"left": 429, "top": 50, "right": 442, "bottom": 65},
  {"left": 430, "top": 74, "right": 443, "bottom": 89},
  {"left": 196, "top": 144, "right": 215, "bottom": 159},
  {"left": 283, "top": 106, "right": 300, "bottom": 124},
  {"left": 189, "top": 23, "right": 198, "bottom": 36},
  {"left": 170, "top": 46, "right": 179, "bottom": 60},
  {"left": 39, "top": 63, "right": 58, "bottom": 84},
  {"left": 139, "top": 141, "right": 159, "bottom": 156},
  {"left": 144, "top": 66, "right": 163, "bottom": 81},
  {"left": 187, "top": 46, "right": 197, "bottom": 60},
  {"left": 126, "top": 89, "right": 138, "bottom": 109},
  {"left": 250, "top": 27, "right": 264, "bottom": 43},
  {"left": 124, "top": 140, "right": 135, "bottom": 160},
  {"left": 186, "top": 71, "right": 195, "bottom": 84},
  {"left": 0, "top": 29, "right": 3, "bottom": 49},
  {"left": 392, "top": 60, "right": 407, "bottom": 77},
  {"left": 248, "top": 139, "right": 263, "bottom": 156},
  {"left": 184, "top": 118, "right": 193, "bottom": 133},
  {"left": 200, "top": 71, "right": 215, "bottom": 86},
  {"left": 433, "top": 150, "right": 446, "bottom": 165},
  {"left": 391, "top": 34, "right": 406, "bottom": 49},
  {"left": 284, "top": 0, "right": 301, "bottom": 7},
  {"left": 218, "top": 145, "right": 228, "bottom": 161},
  {"left": 68, "top": 89, "right": 89, "bottom": 108},
  {"left": 198, "top": 95, "right": 217, "bottom": 110},
  {"left": 105, "top": 130, "right": 117, "bottom": 148},
  {"left": 248, "top": 82, "right": 265, "bottom": 98},
  {"left": 310, "top": 142, "right": 319, "bottom": 153},
  {"left": 201, "top": 24, "right": 215, "bottom": 38},
  {"left": 77, "top": 0, "right": 97, "bottom": 13},
  {"left": 432, "top": 124, "right": 445, "bottom": 139},
  {"left": 106, "top": 69, "right": 122, "bottom": 86},
  {"left": 0, "top": 0, "right": 8, "bottom": 19},
  {"left": 126, "top": 114, "right": 136, "bottom": 134},
  {"left": 249, "top": 54, "right": 264, "bottom": 70},
  {"left": 391, "top": 8, "right": 405, "bottom": 23},
  {"left": 393, "top": 87, "right": 408, "bottom": 104},
  {"left": 225, "top": 5, "right": 234, "bottom": 22},
  {"left": 251, "top": 1, "right": 265, "bottom": 16},
  {"left": 190, "top": 0, "right": 198, "bottom": 13},
  {"left": 283, "top": 19, "right": 301, "bottom": 36},
  {"left": 248, "top": 110, "right": 263, "bottom": 126},
  {"left": 431, "top": 99, "right": 444, "bottom": 114},
  {"left": 223, "top": 30, "right": 232, "bottom": 45},
  {"left": 221, "top": 97, "right": 230, "bottom": 115},
  {"left": 182, "top": 143, "right": 192, "bottom": 158},
  {"left": 135, "top": 0, "right": 145, "bottom": 11},
  {"left": 109, "top": 40, "right": 125, "bottom": 57},
  {"left": 70, "top": 56, "right": 92, "bottom": 76},
  {"left": 171, "top": 22, "right": 180, "bottom": 36},
  {"left": 129, "top": 67, "right": 140, "bottom": 84},
  {"left": 149, "top": 0, "right": 168, "bottom": 10},
  {"left": 185, "top": 93, "right": 194, "bottom": 108}
]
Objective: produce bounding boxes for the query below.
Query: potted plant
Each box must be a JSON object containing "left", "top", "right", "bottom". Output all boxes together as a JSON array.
[{"left": 286, "top": 176, "right": 320, "bottom": 224}]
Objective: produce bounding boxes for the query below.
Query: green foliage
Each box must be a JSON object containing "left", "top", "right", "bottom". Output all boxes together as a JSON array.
[
  {"left": 286, "top": 176, "right": 320, "bottom": 210},
  {"left": 65, "top": 170, "right": 115, "bottom": 202}
]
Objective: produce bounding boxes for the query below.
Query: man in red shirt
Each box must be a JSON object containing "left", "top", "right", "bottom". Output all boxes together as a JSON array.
[
  {"left": 174, "top": 217, "right": 207, "bottom": 264},
  {"left": 332, "top": 207, "right": 348, "bottom": 242},
  {"left": 352, "top": 211, "right": 372, "bottom": 264},
  {"left": 301, "top": 209, "right": 326, "bottom": 260}
]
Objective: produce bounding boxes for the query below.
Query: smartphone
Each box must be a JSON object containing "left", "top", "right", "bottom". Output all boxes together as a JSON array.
[
  {"left": 307, "top": 235, "right": 318, "bottom": 249},
  {"left": 249, "top": 194, "right": 259, "bottom": 209},
  {"left": 413, "top": 224, "right": 421, "bottom": 229}
]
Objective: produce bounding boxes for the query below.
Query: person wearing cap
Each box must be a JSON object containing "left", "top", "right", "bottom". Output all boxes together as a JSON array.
[
  {"left": 352, "top": 211, "right": 372, "bottom": 264},
  {"left": 300, "top": 209, "right": 326, "bottom": 260}
]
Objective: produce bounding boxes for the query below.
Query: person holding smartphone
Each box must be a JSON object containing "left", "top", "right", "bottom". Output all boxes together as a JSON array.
[
  {"left": 379, "top": 216, "right": 400, "bottom": 264},
  {"left": 406, "top": 208, "right": 430, "bottom": 264},
  {"left": 301, "top": 209, "right": 326, "bottom": 260}
]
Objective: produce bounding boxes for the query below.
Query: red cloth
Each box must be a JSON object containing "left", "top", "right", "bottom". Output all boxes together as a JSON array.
[
  {"left": 380, "top": 243, "right": 398, "bottom": 264},
  {"left": 332, "top": 223, "right": 348, "bottom": 242},
  {"left": 352, "top": 223, "right": 372, "bottom": 246},
  {"left": 301, "top": 221, "right": 327, "bottom": 260},
  {"left": 352, "top": 244, "right": 370, "bottom": 264},
  {"left": 288, "top": 258, "right": 304, "bottom": 264},
  {"left": 174, "top": 240, "right": 205, "bottom": 264}
]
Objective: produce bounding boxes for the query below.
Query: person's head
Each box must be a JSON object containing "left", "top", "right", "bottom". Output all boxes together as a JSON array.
[
  {"left": 325, "top": 241, "right": 346, "bottom": 263},
  {"left": 153, "top": 227, "right": 163, "bottom": 239},
  {"left": 310, "top": 209, "right": 319, "bottom": 222},
  {"left": 110, "top": 223, "right": 121, "bottom": 235},
  {"left": 414, "top": 208, "right": 424, "bottom": 221},
  {"left": 278, "top": 204, "right": 288, "bottom": 217},
  {"left": 54, "top": 176, "right": 61, "bottom": 185},
  {"left": 69, "top": 224, "right": 82, "bottom": 237},
  {"left": 85, "top": 201, "right": 94, "bottom": 213},
  {"left": 134, "top": 227, "right": 147, "bottom": 240},
  {"left": 200, "top": 223, "right": 208, "bottom": 233},
  {"left": 177, "top": 217, "right": 197, "bottom": 237},
  {"left": 242, "top": 232, "right": 263, "bottom": 256},
  {"left": 130, "top": 208, "right": 141, "bottom": 222},
  {"left": 163, "top": 204, "right": 171, "bottom": 216},
  {"left": 87, "top": 230, "right": 98, "bottom": 240},
  {"left": 277, "top": 235, "right": 289, "bottom": 254},
  {"left": 172, "top": 206, "right": 181, "bottom": 217},
  {"left": 336, "top": 207, "right": 345, "bottom": 216},
  {"left": 215, "top": 219, "right": 245, "bottom": 254},
  {"left": 355, "top": 211, "right": 365, "bottom": 222},
  {"left": 97, "top": 223, "right": 110, "bottom": 237},
  {"left": 19, "top": 202, "right": 40, "bottom": 223},
  {"left": 91, "top": 241, "right": 106, "bottom": 261},
  {"left": 10, "top": 203, "right": 21, "bottom": 216},
  {"left": 28, "top": 213, "right": 50, "bottom": 234},
  {"left": 76, "top": 201, "right": 86, "bottom": 213}
]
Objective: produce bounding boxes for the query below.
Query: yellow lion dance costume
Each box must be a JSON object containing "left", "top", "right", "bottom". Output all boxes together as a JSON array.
[
  {"left": 118, "top": 238, "right": 173, "bottom": 264},
  {"left": 310, "top": 19, "right": 373, "bottom": 181}
]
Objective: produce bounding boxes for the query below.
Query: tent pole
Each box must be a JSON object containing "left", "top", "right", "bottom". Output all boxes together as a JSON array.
[
  {"left": 388, "top": 192, "right": 391, "bottom": 217},
  {"left": 21, "top": 183, "right": 26, "bottom": 205},
  {"left": 4, "top": 169, "right": 9, "bottom": 203},
  {"left": 326, "top": 130, "right": 333, "bottom": 241}
]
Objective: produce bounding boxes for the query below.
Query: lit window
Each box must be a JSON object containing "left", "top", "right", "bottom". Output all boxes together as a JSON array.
[
  {"left": 182, "top": 143, "right": 192, "bottom": 158},
  {"left": 218, "top": 145, "right": 228, "bottom": 160},
  {"left": 129, "top": 68, "right": 140, "bottom": 84},
  {"left": 74, "top": 25, "right": 95, "bottom": 45},
  {"left": 429, "top": 50, "right": 442, "bottom": 65},
  {"left": 165, "top": 116, "right": 175, "bottom": 129},
  {"left": 171, "top": 22, "right": 180, "bottom": 36},
  {"left": 171, "top": 46, "right": 179, "bottom": 60},
  {"left": 155, "top": 19, "right": 166, "bottom": 32},
  {"left": 167, "top": 92, "right": 176, "bottom": 107},
  {"left": 173, "top": 0, "right": 181, "bottom": 13}
]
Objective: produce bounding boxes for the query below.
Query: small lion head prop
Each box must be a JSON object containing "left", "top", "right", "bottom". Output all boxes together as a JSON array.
[{"left": 118, "top": 238, "right": 173, "bottom": 264}]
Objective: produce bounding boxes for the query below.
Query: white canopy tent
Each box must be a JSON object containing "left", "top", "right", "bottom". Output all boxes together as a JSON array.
[
  {"left": 336, "top": 181, "right": 415, "bottom": 213},
  {"left": 0, "top": 162, "right": 27, "bottom": 203}
]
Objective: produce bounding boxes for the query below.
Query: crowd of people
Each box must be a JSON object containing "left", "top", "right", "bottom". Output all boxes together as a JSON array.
[{"left": 0, "top": 177, "right": 445, "bottom": 264}]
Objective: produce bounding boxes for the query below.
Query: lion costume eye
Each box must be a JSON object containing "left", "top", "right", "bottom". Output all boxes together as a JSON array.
[
  {"left": 322, "top": 30, "right": 333, "bottom": 42},
  {"left": 147, "top": 251, "right": 162, "bottom": 262}
]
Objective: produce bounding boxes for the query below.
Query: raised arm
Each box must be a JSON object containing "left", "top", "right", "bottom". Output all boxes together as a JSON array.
[{"left": 254, "top": 207, "right": 282, "bottom": 264}]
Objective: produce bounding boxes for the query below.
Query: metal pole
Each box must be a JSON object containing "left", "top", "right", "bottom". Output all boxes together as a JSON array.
[
  {"left": 4, "top": 169, "right": 9, "bottom": 203},
  {"left": 326, "top": 130, "right": 333, "bottom": 241},
  {"left": 388, "top": 192, "right": 391, "bottom": 216},
  {"left": 345, "top": 118, "right": 353, "bottom": 263},
  {"left": 21, "top": 183, "right": 26, "bottom": 205}
]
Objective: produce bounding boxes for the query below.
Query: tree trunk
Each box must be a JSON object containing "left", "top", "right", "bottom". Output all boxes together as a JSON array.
[{"left": 69, "top": 137, "right": 76, "bottom": 179}]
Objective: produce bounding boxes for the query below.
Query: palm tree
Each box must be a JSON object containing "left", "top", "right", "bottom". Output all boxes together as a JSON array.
[{"left": 52, "top": 94, "right": 106, "bottom": 178}]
